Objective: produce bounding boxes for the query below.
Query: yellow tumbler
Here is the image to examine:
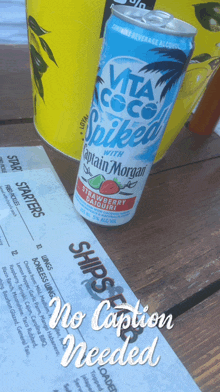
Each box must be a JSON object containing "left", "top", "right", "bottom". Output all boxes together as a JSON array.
[
  {"left": 154, "top": 0, "right": 220, "bottom": 161},
  {"left": 26, "top": 0, "right": 106, "bottom": 159}
]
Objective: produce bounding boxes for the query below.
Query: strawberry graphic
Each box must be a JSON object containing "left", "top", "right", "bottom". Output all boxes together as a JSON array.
[
  {"left": 99, "top": 180, "right": 120, "bottom": 195},
  {"left": 82, "top": 166, "right": 137, "bottom": 196}
]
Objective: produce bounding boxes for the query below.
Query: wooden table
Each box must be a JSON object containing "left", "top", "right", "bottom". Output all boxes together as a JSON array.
[{"left": 1, "top": 45, "right": 220, "bottom": 391}]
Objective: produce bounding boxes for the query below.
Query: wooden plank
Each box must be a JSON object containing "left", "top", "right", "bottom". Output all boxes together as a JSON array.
[
  {"left": 152, "top": 126, "right": 220, "bottom": 174},
  {"left": 0, "top": 45, "right": 33, "bottom": 120},
  {"left": 88, "top": 157, "right": 220, "bottom": 314},
  {"left": 1, "top": 121, "right": 220, "bottom": 190},
  {"left": 0, "top": 123, "right": 79, "bottom": 194},
  {"left": 1, "top": 123, "right": 220, "bottom": 315},
  {"left": 0, "top": 123, "right": 39, "bottom": 146},
  {"left": 162, "top": 292, "right": 220, "bottom": 392},
  {"left": 1, "top": 123, "right": 220, "bottom": 391}
]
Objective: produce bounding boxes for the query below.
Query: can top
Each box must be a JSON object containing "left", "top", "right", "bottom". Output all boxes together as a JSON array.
[{"left": 112, "top": 6, "right": 197, "bottom": 37}]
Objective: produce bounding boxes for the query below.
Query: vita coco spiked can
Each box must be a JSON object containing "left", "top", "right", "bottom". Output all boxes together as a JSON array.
[{"left": 74, "top": 5, "right": 197, "bottom": 226}]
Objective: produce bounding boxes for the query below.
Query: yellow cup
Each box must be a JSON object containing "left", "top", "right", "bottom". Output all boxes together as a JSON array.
[
  {"left": 154, "top": 0, "right": 220, "bottom": 162},
  {"left": 26, "top": 0, "right": 106, "bottom": 159},
  {"left": 27, "top": 1, "right": 220, "bottom": 161}
]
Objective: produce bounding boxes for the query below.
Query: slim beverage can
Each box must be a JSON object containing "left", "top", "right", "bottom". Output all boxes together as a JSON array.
[{"left": 73, "top": 5, "right": 197, "bottom": 226}]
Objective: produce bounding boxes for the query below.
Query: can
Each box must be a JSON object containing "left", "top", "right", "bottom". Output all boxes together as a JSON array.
[{"left": 73, "top": 5, "right": 197, "bottom": 226}]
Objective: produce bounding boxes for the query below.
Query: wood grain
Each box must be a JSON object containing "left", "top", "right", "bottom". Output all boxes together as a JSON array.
[
  {"left": 87, "top": 157, "right": 220, "bottom": 314},
  {"left": 1, "top": 123, "right": 220, "bottom": 315},
  {"left": 0, "top": 45, "right": 33, "bottom": 120},
  {"left": 162, "top": 291, "right": 220, "bottom": 392},
  {"left": 151, "top": 126, "right": 220, "bottom": 174},
  {"left": 1, "top": 45, "right": 220, "bottom": 391},
  {"left": 0, "top": 122, "right": 79, "bottom": 194}
]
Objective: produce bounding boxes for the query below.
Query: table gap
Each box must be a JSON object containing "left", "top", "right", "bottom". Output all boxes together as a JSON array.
[
  {"left": 164, "top": 279, "right": 220, "bottom": 320},
  {"left": 150, "top": 154, "right": 220, "bottom": 176},
  {"left": 0, "top": 118, "right": 33, "bottom": 126}
]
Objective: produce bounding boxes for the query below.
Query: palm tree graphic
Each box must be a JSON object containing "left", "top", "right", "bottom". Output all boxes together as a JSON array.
[
  {"left": 94, "top": 67, "right": 104, "bottom": 103},
  {"left": 139, "top": 48, "right": 190, "bottom": 101}
]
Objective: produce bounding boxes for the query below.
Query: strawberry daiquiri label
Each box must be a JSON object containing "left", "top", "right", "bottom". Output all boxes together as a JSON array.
[{"left": 73, "top": 8, "right": 195, "bottom": 225}]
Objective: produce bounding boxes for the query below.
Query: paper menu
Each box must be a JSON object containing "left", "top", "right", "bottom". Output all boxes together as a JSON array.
[
  {"left": 0, "top": 147, "right": 201, "bottom": 391},
  {"left": 0, "top": 145, "right": 57, "bottom": 174}
]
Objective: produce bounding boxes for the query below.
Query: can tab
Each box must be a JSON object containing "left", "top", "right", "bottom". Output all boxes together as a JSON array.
[{"left": 142, "top": 11, "right": 174, "bottom": 28}]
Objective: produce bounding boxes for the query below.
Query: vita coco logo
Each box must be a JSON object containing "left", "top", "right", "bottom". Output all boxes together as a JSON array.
[
  {"left": 99, "top": 58, "right": 160, "bottom": 121},
  {"left": 85, "top": 57, "right": 171, "bottom": 151}
]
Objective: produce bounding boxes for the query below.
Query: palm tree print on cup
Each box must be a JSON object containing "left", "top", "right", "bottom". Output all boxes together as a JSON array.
[
  {"left": 178, "top": 51, "right": 220, "bottom": 98},
  {"left": 27, "top": 16, "right": 58, "bottom": 108},
  {"left": 139, "top": 48, "right": 190, "bottom": 101},
  {"left": 194, "top": 2, "right": 220, "bottom": 32},
  {"left": 94, "top": 67, "right": 104, "bottom": 103},
  {"left": 183, "top": 3, "right": 220, "bottom": 98}
]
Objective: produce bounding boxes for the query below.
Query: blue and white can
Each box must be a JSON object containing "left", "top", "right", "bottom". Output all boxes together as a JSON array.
[{"left": 74, "top": 5, "right": 197, "bottom": 226}]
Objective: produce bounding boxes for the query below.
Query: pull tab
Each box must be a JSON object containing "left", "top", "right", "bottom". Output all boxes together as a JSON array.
[{"left": 142, "top": 10, "right": 174, "bottom": 27}]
